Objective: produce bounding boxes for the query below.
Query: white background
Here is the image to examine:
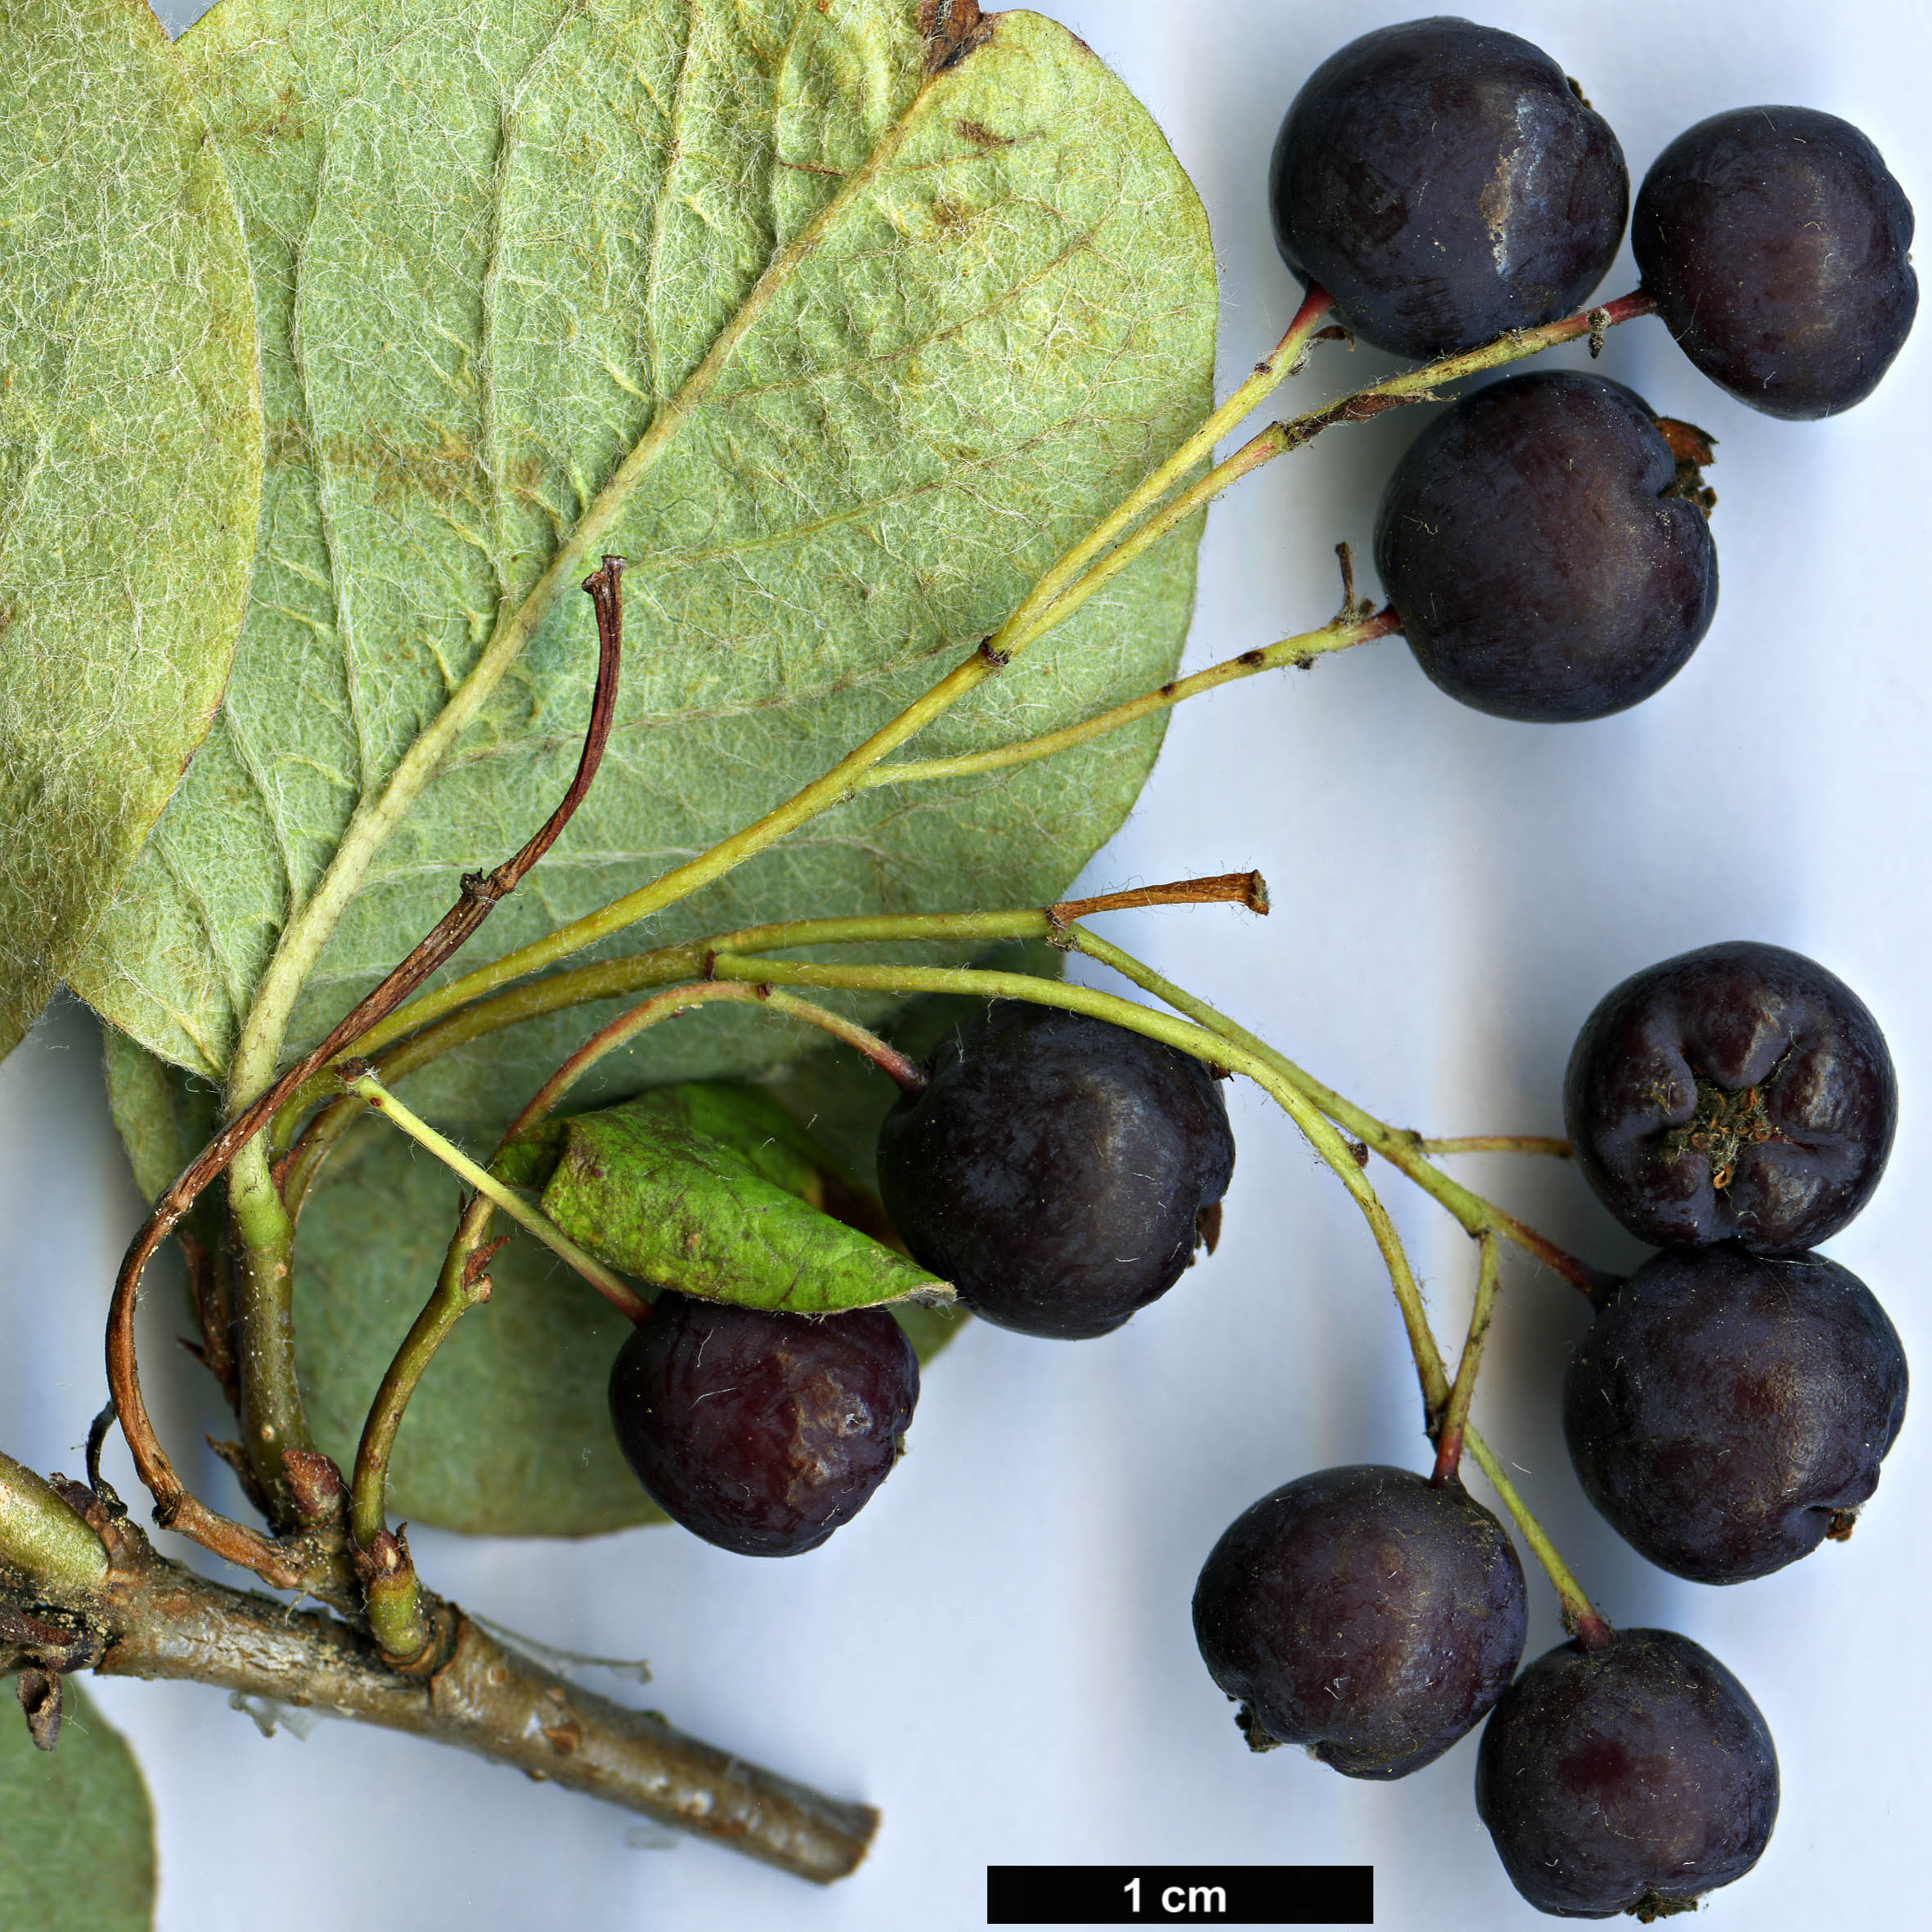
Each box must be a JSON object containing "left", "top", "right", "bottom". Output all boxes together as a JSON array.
[{"left": 3, "top": 2, "right": 1928, "bottom": 1928}]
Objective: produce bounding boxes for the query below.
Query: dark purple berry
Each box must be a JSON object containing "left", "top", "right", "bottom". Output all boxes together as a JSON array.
[
  {"left": 876, "top": 1001, "right": 1233, "bottom": 1341},
  {"left": 1565, "top": 1247, "right": 1907, "bottom": 1584},
  {"left": 1192, "top": 1465, "right": 1526, "bottom": 1780},
  {"left": 1268, "top": 18, "right": 1628, "bottom": 361},
  {"left": 1374, "top": 371, "right": 1718, "bottom": 721},
  {"left": 1634, "top": 106, "right": 1917, "bottom": 419},
  {"left": 607, "top": 1292, "right": 918, "bottom": 1557},
  {"left": 1476, "top": 1629, "right": 1779, "bottom": 1919},
  {"left": 1564, "top": 941, "right": 1896, "bottom": 1253}
]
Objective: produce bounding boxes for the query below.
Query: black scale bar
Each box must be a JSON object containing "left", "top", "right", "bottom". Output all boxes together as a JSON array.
[{"left": 986, "top": 1864, "right": 1373, "bottom": 1925}]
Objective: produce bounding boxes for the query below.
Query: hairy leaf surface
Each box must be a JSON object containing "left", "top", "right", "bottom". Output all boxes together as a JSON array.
[
  {"left": 0, "top": 1678, "right": 155, "bottom": 1932},
  {"left": 0, "top": 0, "right": 262, "bottom": 1063},
  {"left": 69, "top": 0, "right": 1215, "bottom": 1123}
]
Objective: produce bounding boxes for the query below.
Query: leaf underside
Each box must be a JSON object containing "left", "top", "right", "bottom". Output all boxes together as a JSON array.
[
  {"left": 65, "top": 0, "right": 1217, "bottom": 1131},
  {"left": 0, "top": 0, "right": 262, "bottom": 1063},
  {"left": 0, "top": 1679, "right": 156, "bottom": 1932}
]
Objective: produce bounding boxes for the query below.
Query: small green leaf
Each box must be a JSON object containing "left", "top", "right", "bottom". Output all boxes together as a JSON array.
[
  {"left": 0, "top": 0, "right": 263, "bottom": 1063},
  {"left": 0, "top": 1678, "right": 155, "bottom": 1932},
  {"left": 587, "top": 1079, "right": 968, "bottom": 1362},
  {"left": 70, "top": 0, "right": 1215, "bottom": 1125},
  {"left": 505, "top": 1096, "right": 949, "bottom": 1314}
]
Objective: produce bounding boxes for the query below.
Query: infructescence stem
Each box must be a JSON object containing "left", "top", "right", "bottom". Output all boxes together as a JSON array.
[
  {"left": 700, "top": 946, "right": 1610, "bottom": 1642},
  {"left": 1431, "top": 1233, "right": 1501, "bottom": 1485},
  {"left": 355, "top": 290, "right": 1655, "bottom": 1053},
  {"left": 1072, "top": 932, "right": 1615, "bottom": 1297}
]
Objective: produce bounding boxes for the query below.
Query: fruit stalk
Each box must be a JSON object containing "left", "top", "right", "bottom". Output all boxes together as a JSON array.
[
  {"left": 1075, "top": 932, "right": 1616, "bottom": 1296},
  {"left": 1431, "top": 1233, "right": 1501, "bottom": 1485},
  {"left": 866, "top": 609, "right": 1398, "bottom": 789}
]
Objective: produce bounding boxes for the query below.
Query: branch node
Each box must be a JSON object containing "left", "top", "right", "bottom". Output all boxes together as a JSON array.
[{"left": 281, "top": 1450, "right": 348, "bottom": 1525}]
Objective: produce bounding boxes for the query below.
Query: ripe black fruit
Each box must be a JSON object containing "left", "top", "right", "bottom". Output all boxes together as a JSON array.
[
  {"left": 1564, "top": 941, "right": 1896, "bottom": 1253},
  {"left": 877, "top": 1001, "right": 1233, "bottom": 1340},
  {"left": 1476, "top": 1628, "right": 1779, "bottom": 1919},
  {"left": 1634, "top": 106, "right": 1917, "bottom": 420},
  {"left": 1191, "top": 1465, "right": 1526, "bottom": 1780},
  {"left": 1374, "top": 371, "right": 1718, "bottom": 721},
  {"left": 607, "top": 1292, "right": 918, "bottom": 1557},
  {"left": 1565, "top": 1247, "right": 1907, "bottom": 1584},
  {"left": 1268, "top": 18, "right": 1627, "bottom": 360}
]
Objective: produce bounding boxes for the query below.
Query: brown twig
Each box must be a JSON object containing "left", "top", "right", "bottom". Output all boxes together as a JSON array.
[
  {"left": 68, "top": 1521, "right": 875, "bottom": 1883},
  {"left": 100, "top": 559, "right": 628, "bottom": 1582}
]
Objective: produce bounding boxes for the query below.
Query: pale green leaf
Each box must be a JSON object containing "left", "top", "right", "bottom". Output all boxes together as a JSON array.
[
  {"left": 69, "top": 0, "right": 1215, "bottom": 1124},
  {"left": 0, "top": 1678, "right": 155, "bottom": 1932},
  {"left": 0, "top": 0, "right": 263, "bottom": 1063},
  {"left": 501, "top": 1093, "right": 949, "bottom": 1312}
]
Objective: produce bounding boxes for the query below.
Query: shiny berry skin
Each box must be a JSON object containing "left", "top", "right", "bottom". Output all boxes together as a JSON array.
[
  {"left": 1268, "top": 18, "right": 1627, "bottom": 360},
  {"left": 1476, "top": 1629, "right": 1779, "bottom": 1920},
  {"left": 1191, "top": 1465, "right": 1526, "bottom": 1780},
  {"left": 1566, "top": 1247, "right": 1907, "bottom": 1584},
  {"left": 1374, "top": 372, "right": 1718, "bottom": 721},
  {"left": 1634, "top": 106, "right": 1917, "bottom": 419},
  {"left": 877, "top": 1001, "right": 1234, "bottom": 1341},
  {"left": 1564, "top": 941, "right": 1896, "bottom": 1253},
  {"left": 607, "top": 1292, "right": 918, "bottom": 1557}
]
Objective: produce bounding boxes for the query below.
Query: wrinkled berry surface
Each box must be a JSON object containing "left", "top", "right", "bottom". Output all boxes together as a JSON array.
[
  {"left": 1269, "top": 17, "right": 1627, "bottom": 360},
  {"left": 1192, "top": 1464, "right": 1526, "bottom": 1780},
  {"left": 608, "top": 1292, "right": 918, "bottom": 1557},
  {"left": 1566, "top": 1247, "right": 1907, "bottom": 1583},
  {"left": 1374, "top": 371, "right": 1718, "bottom": 721},
  {"left": 877, "top": 1001, "right": 1233, "bottom": 1340},
  {"left": 1564, "top": 941, "right": 1896, "bottom": 1252},
  {"left": 1476, "top": 1629, "right": 1779, "bottom": 1918},
  {"left": 1634, "top": 106, "right": 1917, "bottom": 419}
]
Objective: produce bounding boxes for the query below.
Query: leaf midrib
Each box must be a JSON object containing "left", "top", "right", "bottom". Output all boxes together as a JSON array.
[{"left": 225, "top": 19, "right": 961, "bottom": 1111}]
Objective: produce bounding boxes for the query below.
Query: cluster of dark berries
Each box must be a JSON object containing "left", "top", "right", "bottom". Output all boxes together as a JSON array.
[
  {"left": 1274, "top": 16, "right": 1916, "bottom": 724},
  {"left": 1561, "top": 941, "right": 1907, "bottom": 1595},
  {"left": 605, "top": 1000, "right": 1236, "bottom": 1555},
  {"left": 1188, "top": 19, "right": 1913, "bottom": 1926},
  {"left": 597, "top": 16, "right": 1912, "bottom": 1920},
  {"left": 1484, "top": 940, "right": 1903, "bottom": 1917}
]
